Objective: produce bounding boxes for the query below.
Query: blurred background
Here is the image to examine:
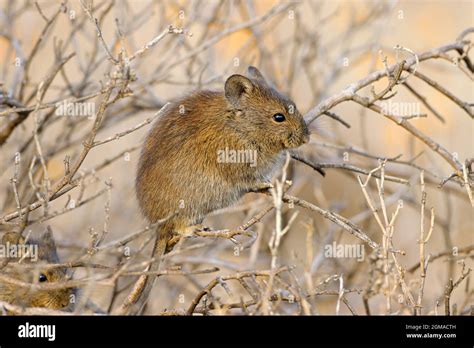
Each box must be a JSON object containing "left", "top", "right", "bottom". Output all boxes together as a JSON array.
[{"left": 0, "top": 0, "right": 472, "bottom": 315}]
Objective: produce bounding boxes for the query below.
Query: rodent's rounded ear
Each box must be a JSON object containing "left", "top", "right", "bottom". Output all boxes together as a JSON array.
[
  {"left": 39, "top": 227, "right": 60, "bottom": 263},
  {"left": 40, "top": 226, "right": 57, "bottom": 251},
  {"left": 224, "top": 74, "right": 253, "bottom": 108},
  {"left": 247, "top": 66, "right": 267, "bottom": 85}
]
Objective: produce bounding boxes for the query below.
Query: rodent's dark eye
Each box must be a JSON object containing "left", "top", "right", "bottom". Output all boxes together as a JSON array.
[
  {"left": 272, "top": 113, "right": 286, "bottom": 123},
  {"left": 39, "top": 273, "right": 48, "bottom": 282}
]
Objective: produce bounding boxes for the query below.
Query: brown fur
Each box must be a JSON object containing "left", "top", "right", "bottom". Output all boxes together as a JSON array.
[
  {"left": 136, "top": 66, "right": 309, "bottom": 229},
  {"left": 130, "top": 67, "right": 309, "bottom": 313}
]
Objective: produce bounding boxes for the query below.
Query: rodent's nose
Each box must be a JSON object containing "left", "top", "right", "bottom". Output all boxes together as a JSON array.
[
  {"left": 301, "top": 123, "right": 310, "bottom": 144},
  {"left": 302, "top": 132, "right": 310, "bottom": 144}
]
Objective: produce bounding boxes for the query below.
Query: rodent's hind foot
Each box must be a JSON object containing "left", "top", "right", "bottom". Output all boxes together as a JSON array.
[
  {"left": 175, "top": 224, "right": 211, "bottom": 236},
  {"left": 195, "top": 225, "right": 211, "bottom": 232}
]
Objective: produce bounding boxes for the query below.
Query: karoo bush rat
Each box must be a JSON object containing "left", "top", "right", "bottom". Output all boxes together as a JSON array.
[
  {"left": 133, "top": 66, "right": 309, "bottom": 311},
  {"left": 0, "top": 229, "right": 74, "bottom": 312}
]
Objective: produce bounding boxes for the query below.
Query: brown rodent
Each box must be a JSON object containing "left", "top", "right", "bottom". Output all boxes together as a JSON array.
[
  {"left": 137, "top": 66, "right": 309, "bottom": 226},
  {"left": 0, "top": 229, "right": 74, "bottom": 311},
  {"left": 130, "top": 66, "right": 309, "bottom": 313}
]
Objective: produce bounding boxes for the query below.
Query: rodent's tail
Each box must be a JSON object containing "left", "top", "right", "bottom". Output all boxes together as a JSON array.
[{"left": 115, "top": 225, "right": 169, "bottom": 315}]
